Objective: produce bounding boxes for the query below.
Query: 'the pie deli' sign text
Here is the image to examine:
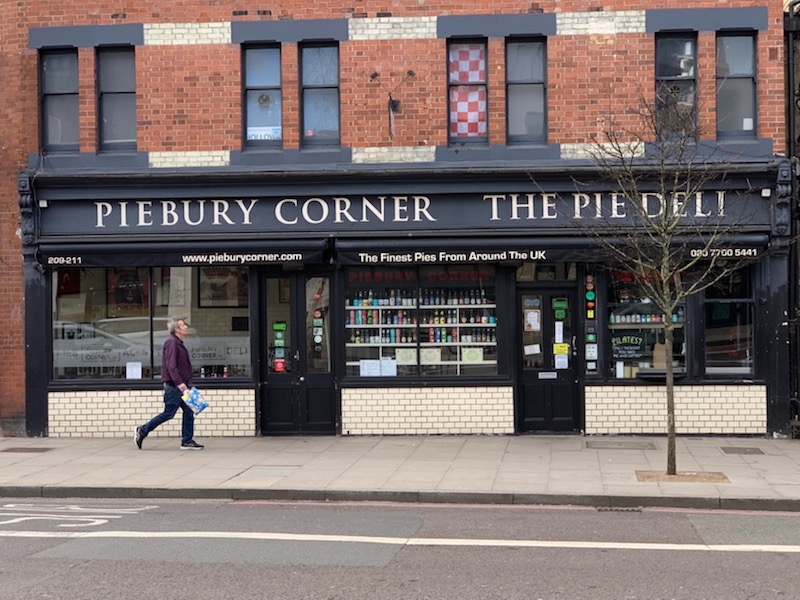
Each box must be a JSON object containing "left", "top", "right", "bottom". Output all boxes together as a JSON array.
[{"left": 39, "top": 190, "right": 758, "bottom": 237}]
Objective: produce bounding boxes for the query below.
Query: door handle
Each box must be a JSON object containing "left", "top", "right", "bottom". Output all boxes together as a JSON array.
[
  {"left": 298, "top": 376, "right": 306, "bottom": 383},
  {"left": 572, "top": 336, "right": 578, "bottom": 357}
]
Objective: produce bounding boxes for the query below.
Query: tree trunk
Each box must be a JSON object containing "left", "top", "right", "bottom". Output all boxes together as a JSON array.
[{"left": 664, "top": 324, "right": 676, "bottom": 475}]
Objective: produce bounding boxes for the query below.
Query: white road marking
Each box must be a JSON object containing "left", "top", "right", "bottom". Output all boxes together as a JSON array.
[
  {"left": 0, "top": 529, "right": 798, "bottom": 554},
  {"left": 1, "top": 504, "right": 158, "bottom": 514},
  {"left": 0, "top": 504, "right": 158, "bottom": 527}
]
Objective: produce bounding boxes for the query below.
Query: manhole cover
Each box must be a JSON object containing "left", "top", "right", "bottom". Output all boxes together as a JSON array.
[
  {"left": 0, "top": 447, "right": 53, "bottom": 453},
  {"left": 721, "top": 447, "right": 765, "bottom": 455},
  {"left": 586, "top": 440, "right": 657, "bottom": 450}
]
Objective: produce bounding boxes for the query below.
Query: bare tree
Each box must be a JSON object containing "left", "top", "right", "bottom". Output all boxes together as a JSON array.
[{"left": 582, "top": 94, "right": 761, "bottom": 475}]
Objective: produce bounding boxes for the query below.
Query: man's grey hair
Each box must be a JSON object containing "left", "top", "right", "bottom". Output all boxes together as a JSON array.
[{"left": 167, "top": 316, "right": 187, "bottom": 334}]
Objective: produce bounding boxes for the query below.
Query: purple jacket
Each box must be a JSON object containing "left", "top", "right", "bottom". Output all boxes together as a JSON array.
[{"left": 161, "top": 334, "right": 193, "bottom": 387}]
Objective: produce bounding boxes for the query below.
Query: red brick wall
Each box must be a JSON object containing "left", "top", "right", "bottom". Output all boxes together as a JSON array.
[
  {"left": 0, "top": 5, "right": 34, "bottom": 433},
  {"left": 11, "top": 1, "right": 786, "bottom": 153},
  {"left": 137, "top": 45, "right": 241, "bottom": 152}
]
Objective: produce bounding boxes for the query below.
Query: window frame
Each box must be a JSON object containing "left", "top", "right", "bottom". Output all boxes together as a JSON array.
[
  {"left": 243, "top": 44, "right": 283, "bottom": 148},
  {"left": 96, "top": 46, "right": 137, "bottom": 153},
  {"left": 654, "top": 33, "right": 698, "bottom": 138},
  {"left": 447, "top": 38, "right": 489, "bottom": 145},
  {"left": 505, "top": 38, "right": 547, "bottom": 144},
  {"left": 299, "top": 42, "right": 340, "bottom": 147},
  {"left": 715, "top": 31, "right": 757, "bottom": 139},
  {"left": 40, "top": 48, "right": 80, "bottom": 153},
  {"left": 702, "top": 267, "right": 755, "bottom": 377}
]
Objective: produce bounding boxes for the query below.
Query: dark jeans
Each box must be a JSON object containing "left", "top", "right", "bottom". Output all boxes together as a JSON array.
[{"left": 141, "top": 384, "right": 194, "bottom": 443}]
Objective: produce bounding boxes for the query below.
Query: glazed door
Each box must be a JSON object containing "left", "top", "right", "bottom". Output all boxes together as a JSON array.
[
  {"left": 261, "top": 273, "right": 336, "bottom": 433},
  {"left": 517, "top": 289, "right": 580, "bottom": 432}
]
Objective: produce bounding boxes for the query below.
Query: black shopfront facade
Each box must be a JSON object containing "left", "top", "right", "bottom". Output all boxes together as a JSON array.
[{"left": 19, "top": 160, "right": 795, "bottom": 437}]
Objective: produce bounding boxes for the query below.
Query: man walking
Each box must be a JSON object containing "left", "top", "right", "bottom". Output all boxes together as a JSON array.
[{"left": 134, "top": 316, "right": 204, "bottom": 450}]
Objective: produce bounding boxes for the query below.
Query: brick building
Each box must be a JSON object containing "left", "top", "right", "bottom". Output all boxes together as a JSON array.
[{"left": 1, "top": 1, "right": 793, "bottom": 438}]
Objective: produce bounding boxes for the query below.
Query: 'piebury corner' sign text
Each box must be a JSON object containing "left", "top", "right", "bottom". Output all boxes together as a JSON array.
[{"left": 40, "top": 191, "right": 762, "bottom": 236}]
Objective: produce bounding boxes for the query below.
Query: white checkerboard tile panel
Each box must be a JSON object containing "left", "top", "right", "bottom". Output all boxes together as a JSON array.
[
  {"left": 449, "top": 86, "right": 487, "bottom": 136},
  {"left": 449, "top": 43, "right": 487, "bottom": 137},
  {"left": 449, "top": 44, "right": 486, "bottom": 83}
]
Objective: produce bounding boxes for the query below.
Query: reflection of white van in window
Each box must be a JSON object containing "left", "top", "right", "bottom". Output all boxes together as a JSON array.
[
  {"left": 53, "top": 321, "right": 151, "bottom": 377},
  {"left": 95, "top": 317, "right": 251, "bottom": 377},
  {"left": 95, "top": 317, "right": 169, "bottom": 342}
]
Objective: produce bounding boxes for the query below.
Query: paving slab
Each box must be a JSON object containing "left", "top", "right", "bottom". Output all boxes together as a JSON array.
[{"left": 1, "top": 434, "right": 799, "bottom": 510}]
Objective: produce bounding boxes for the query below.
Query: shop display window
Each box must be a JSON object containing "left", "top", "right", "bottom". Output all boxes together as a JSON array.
[
  {"left": 345, "top": 265, "right": 497, "bottom": 377},
  {"left": 607, "top": 271, "right": 685, "bottom": 379},
  {"left": 704, "top": 268, "right": 753, "bottom": 375},
  {"left": 52, "top": 266, "right": 251, "bottom": 380}
]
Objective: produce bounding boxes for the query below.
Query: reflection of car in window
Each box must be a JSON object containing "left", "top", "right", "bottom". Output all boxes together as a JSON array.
[
  {"left": 53, "top": 321, "right": 151, "bottom": 377},
  {"left": 95, "top": 317, "right": 170, "bottom": 345}
]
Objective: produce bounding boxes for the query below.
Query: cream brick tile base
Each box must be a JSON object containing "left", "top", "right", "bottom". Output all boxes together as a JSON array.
[
  {"left": 48, "top": 389, "right": 255, "bottom": 438},
  {"left": 585, "top": 385, "right": 767, "bottom": 434},
  {"left": 341, "top": 386, "right": 514, "bottom": 435}
]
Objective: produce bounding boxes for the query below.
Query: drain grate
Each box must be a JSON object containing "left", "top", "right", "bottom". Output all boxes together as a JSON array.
[
  {"left": 721, "top": 447, "right": 765, "bottom": 455},
  {"left": 586, "top": 440, "right": 657, "bottom": 451},
  {"left": 0, "top": 447, "right": 53, "bottom": 453}
]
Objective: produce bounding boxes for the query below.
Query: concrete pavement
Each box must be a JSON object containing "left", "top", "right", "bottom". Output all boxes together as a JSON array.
[{"left": 1, "top": 434, "right": 799, "bottom": 511}]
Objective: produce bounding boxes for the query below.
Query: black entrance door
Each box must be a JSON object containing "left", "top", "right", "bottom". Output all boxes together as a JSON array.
[
  {"left": 261, "top": 272, "right": 336, "bottom": 433},
  {"left": 517, "top": 288, "right": 580, "bottom": 432}
]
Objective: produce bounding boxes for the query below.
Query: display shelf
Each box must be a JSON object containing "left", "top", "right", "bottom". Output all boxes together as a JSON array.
[
  {"left": 346, "top": 342, "right": 418, "bottom": 347},
  {"left": 608, "top": 301, "right": 685, "bottom": 326},
  {"left": 609, "top": 323, "right": 684, "bottom": 329},
  {"left": 345, "top": 290, "right": 498, "bottom": 375}
]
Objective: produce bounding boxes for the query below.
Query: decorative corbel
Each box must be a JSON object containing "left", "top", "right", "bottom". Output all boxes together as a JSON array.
[{"left": 17, "top": 172, "right": 35, "bottom": 247}]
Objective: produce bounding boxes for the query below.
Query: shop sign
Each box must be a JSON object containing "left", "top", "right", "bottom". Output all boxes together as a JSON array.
[{"left": 39, "top": 190, "right": 764, "bottom": 238}]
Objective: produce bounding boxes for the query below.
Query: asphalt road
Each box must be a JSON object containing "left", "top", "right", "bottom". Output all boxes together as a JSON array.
[{"left": 1, "top": 498, "right": 799, "bottom": 599}]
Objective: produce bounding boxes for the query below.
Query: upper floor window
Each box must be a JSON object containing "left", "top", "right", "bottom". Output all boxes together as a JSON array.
[
  {"left": 655, "top": 35, "right": 697, "bottom": 137},
  {"left": 716, "top": 33, "right": 756, "bottom": 138},
  {"left": 41, "top": 49, "right": 79, "bottom": 152},
  {"left": 300, "top": 44, "right": 340, "bottom": 146},
  {"left": 244, "top": 46, "right": 282, "bottom": 147},
  {"left": 448, "top": 40, "right": 487, "bottom": 143},
  {"left": 506, "top": 39, "right": 546, "bottom": 143},
  {"left": 97, "top": 47, "right": 136, "bottom": 151}
]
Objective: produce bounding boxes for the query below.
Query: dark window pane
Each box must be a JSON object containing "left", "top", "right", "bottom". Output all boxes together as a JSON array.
[
  {"left": 42, "top": 52, "right": 78, "bottom": 93},
  {"left": 301, "top": 47, "right": 338, "bottom": 86},
  {"left": 507, "top": 84, "right": 544, "bottom": 137},
  {"left": 99, "top": 51, "right": 135, "bottom": 91},
  {"left": 717, "top": 78, "right": 755, "bottom": 134},
  {"left": 705, "top": 302, "right": 753, "bottom": 374},
  {"left": 507, "top": 42, "right": 544, "bottom": 81},
  {"left": 246, "top": 48, "right": 281, "bottom": 87},
  {"left": 303, "top": 88, "right": 339, "bottom": 139},
  {"left": 101, "top": 94, "right": 137, "bottom": 144},
  {"left": 656, "top": 80, "right": 696, "bottom": 133},
  {"left": 44, "top": 95, "right": 79, "bottom": 145},
  {"left": 656, "top": 38, "right": 695, "bottom": 78},
  {"left": 717, "top": 36, "right": 754, "bottom": 77},
  {"left": 246, "top": 90, "right": 282, "bottom": 141},
  {"left": 705, "top": 270, "right": 751, "bottom": 299}
]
